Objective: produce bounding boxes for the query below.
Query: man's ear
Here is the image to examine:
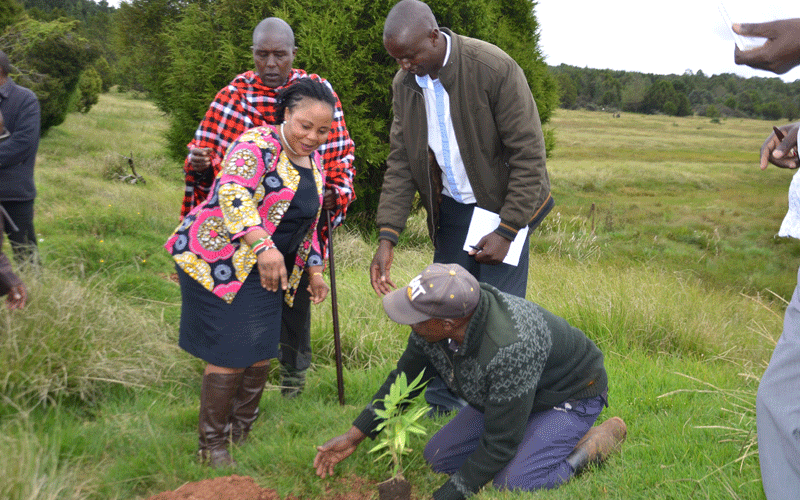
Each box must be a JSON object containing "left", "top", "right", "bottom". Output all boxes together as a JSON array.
[{"left": 442, "top": 318, "right": 457, "bottom": 332}]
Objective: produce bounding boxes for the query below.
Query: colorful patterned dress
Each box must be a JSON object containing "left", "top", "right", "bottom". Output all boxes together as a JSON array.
[{"left": 165, "top": 126, "right": 324, "bottom": 367}]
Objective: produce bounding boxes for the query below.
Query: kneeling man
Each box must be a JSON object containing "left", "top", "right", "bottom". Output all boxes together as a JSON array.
[{"left": 314, "top": 263, "right": 626, "bottom": 499}]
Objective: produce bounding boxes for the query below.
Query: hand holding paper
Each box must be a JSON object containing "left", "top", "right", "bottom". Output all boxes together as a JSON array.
[{"left": 463, "top": 207, "right": 528, "bottom": 266}]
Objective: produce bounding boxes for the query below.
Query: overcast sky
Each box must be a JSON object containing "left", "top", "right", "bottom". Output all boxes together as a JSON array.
[
  {"left": 106, "top": 1, "right": 798, "bottom": 82},
  {"left": 536, "top": 1, "right": 800, "bottom": 82}
]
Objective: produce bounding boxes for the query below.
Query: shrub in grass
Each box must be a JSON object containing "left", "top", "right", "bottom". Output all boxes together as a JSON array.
[{"left": 370, "top": 370, "right": 429, "bottom": 480}]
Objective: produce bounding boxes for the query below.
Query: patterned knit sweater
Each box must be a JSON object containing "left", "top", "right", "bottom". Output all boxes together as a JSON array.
[{"left": 353, "top": 283, "right": 608, "bottom": 500}]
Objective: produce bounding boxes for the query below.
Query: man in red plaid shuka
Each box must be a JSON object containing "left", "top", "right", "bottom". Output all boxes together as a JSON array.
[{"left": 181, "top": 17, "right": 355, "bottom": 399}]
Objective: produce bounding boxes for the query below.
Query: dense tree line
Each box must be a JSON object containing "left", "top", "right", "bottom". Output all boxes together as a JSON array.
[
  {"left": 5, "top": 0, "right": 559, "bottom": 217},
  {"left": 551, "top": 64, "right": 800, "bottom": 121},
  {"left": 112, "top": 0, "right": 558, "bottom": 216},
  {"left": 1, "top": 0, "right": 111, "bottom": 132},
  {"left": 22, "top": 0, "right": 116, "bottom": 87},
  {"left": 2, "top": 0, "right": 561, "bottom": 218}
]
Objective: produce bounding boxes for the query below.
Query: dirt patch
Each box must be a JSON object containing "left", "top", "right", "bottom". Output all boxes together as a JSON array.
[
  {"left": 144, "top": 474, "right": 383, "bottom": 500},
  {"left": 145, "top": 475, "right": 283, "bottom": 500}
]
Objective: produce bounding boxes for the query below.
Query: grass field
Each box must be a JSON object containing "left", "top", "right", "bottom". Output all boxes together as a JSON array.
[{"left": 1, "top": 93, "right": 793, "bottom": 499}]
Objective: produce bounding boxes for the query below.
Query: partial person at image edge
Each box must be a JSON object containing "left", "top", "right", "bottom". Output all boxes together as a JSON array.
[
  {"left": 0, "top": 50, "right": 41, "bottom": 268},
  {"left": 733, "top": 17, "right": 800, "bottom": 500}
]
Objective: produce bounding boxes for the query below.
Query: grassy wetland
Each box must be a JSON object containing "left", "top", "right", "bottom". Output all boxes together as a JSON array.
[{"left": 0, "top": 92, "right": 791, "bottom": 499}]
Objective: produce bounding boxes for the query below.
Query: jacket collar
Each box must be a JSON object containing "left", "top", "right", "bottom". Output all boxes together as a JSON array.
[
  {"left": 401, "top": 28, "right": 460, "bottom": 92},
  {"left": 457, "top": 284, "right": 492, "bottom": 357},
  {"left": 436, "top": 28, "right": 458, "bottom": 89}
]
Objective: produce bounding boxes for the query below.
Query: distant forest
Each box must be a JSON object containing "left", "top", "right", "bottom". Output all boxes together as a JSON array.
[
  {"left": 550, "top": 63, "right": 800, "bottom": 121},
  {"left": 6, "top": 0, "right": 800, "bottom": 138},
  {"left": 2, "top": 0, "right": 560, "bottom": 216}
]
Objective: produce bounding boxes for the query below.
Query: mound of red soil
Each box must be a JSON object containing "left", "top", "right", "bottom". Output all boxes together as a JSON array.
[
  {"left": 144, "top": 474, "right": 382, "bottom": 500},
  {"left": 145, "top": 475, "right": 286, "bottom": 500}
]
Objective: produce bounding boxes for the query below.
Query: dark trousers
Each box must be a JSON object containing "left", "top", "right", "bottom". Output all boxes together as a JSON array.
[
  {"left": 280, "top": 270, "right": 312, "bottom": 371},
  {"left": 423, "top": 395, "right": 605, "bottom": 490},
  {"left": 433, "top": 195, "right": 530, "bottom": 298},
  {"left": 424, "top": 196, "right": 531, "bottom": 414},
  {"left": 0, "top": 199, "right": 39, "bottom": 266}
]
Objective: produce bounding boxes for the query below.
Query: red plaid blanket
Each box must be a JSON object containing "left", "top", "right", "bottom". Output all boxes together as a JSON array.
[{"left": 181, "top": 69, "right": 356, "bottom": 237}]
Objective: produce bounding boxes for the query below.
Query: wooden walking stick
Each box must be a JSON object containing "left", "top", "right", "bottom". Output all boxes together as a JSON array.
[{"left": 326, "top": 209, "right": 346, "bottom": 405}]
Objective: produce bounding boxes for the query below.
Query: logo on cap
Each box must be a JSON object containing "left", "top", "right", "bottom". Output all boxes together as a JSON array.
[
  {"left": 407, "top": 274, "right": 426, "bottom": 301},
  {"left": 382, "top": 263, "right": 480, "bottom": 325}
]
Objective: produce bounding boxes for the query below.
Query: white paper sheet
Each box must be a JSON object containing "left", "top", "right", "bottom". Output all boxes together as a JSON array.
[{"left": 462, "top": 207, "right": 529, "bottom": 266}]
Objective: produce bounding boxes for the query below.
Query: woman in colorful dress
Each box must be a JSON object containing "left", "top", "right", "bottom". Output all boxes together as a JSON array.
[{"left": 165, "top": 78, "right": 337, "bottom": 467}]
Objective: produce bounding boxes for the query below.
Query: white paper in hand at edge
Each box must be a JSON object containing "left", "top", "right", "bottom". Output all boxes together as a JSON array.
[{"left": 462, "top": 206, "right": 529, "bottom": 267}]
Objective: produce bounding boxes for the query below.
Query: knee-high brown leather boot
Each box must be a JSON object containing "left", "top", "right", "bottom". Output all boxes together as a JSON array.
[
  {"left": 230, "top": 363, "right": 270, "bottom": 445},
  {"left": 198, "top": 371, "right": 244, "bottom": 468}
]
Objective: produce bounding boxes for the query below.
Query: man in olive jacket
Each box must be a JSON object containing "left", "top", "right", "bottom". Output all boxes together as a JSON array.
[
  {"left": 370, "top": 0, "right": 554, "bottom": 414},
  {"left": 315, "top": 264, "right": 626, "bottom": 499}
]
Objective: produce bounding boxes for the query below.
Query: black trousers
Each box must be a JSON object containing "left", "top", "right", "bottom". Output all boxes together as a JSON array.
[
  {"left": 433, "top": 195, "right": 529, "bottom": 298},
  {"left": 279, "top": 270, "right": 312, "bottom": 371},
  {"left": 0, "top": 199, "right": 39, "bottom": 266}
]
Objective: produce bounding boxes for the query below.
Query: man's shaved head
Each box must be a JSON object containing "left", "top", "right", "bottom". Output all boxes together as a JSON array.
[
  {"left": 253, "top": 17, "right": 295, "bottom": 47},
  {"left": 251, "top": 17, "right": 297, "bottom": 87},
  {"left": 383, "top": 0, "right": 438, "bottom": 43},
  {"left": 383, "top": 0, "right": 445, "bottom": 79}
]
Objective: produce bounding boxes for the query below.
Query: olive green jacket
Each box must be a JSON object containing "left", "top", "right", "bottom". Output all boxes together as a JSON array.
[{"left": 377, "top": 29, "right": 552, "bottom": 245}]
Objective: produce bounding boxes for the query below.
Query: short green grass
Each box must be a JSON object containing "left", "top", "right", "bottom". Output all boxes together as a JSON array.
[
  {"left": 0, "top": 97, "right": 790, "bottom": 499},
  {"left": 543, "top": 110, "right": 798, "bottom": 299}
]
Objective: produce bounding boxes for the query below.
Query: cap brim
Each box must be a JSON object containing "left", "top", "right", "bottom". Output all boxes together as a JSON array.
[{"left": 382, "top": 287, "right": 433, "bottom": 325}]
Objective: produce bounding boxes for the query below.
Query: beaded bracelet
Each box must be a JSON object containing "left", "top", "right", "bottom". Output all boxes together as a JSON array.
[
  {"left": 251, "top": 237, "right": 267, "bottom": 249},
  {"left": 251, "top": 238, "right": 272, "bottom": 256}
]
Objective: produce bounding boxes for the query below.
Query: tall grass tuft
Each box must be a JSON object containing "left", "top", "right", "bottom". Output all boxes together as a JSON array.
[
  {"left": 533, "top": 209, "right": 601, "bottom": 261},
  {"left": 0, "top": 267, "right": 191, "bottom": 410},
  {"left": 310, "top": 220, "right": 434, "bottom": 369},
  {"left": 527, "top": 256, "right": 777, "bottom": 364},
  {"left": 0, "top": 420, "right": 97, "bottom": 500}
]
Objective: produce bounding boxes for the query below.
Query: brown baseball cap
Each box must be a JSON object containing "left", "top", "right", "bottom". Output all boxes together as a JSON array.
[{"left": 382, "top": 263, "right": 480, "bottom": 325}]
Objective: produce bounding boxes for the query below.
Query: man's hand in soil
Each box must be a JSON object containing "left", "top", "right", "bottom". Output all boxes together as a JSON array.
[{"left": 314, "top": 427, "right": 367, "bottom": 478}]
